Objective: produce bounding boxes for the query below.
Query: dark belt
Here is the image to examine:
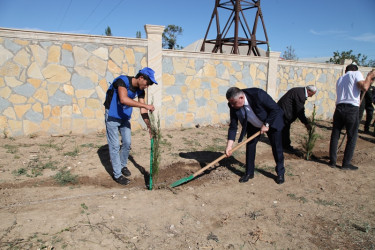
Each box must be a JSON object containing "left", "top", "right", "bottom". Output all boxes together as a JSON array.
[{"left": 337, "top": 103, "right": 357, "bottom": 108}]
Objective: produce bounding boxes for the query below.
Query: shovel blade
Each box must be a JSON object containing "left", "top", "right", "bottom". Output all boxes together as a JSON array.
[{"left": 170, "top": 174, "right": 194, "bottom": 188}]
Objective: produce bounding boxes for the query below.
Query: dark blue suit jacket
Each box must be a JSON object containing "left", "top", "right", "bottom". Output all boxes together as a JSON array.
[{"left": 228, "top": 88, "right": 284, "bottom": 142}]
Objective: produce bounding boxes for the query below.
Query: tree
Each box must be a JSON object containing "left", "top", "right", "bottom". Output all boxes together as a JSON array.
[
  {"left": 282, "top": 45, "right": 298, "bottom": 60},
  {"left": 162, "top": 24, "right": 183, "bottom": 50},
  {"left": 105, "top": 26, "right": 112, "bottom": 36},
  {"left": 327, "top": 50, "right": 367, "bottom": 66},
  {"left": 136, "top": 31, "right": 141, "bottom": 38}
]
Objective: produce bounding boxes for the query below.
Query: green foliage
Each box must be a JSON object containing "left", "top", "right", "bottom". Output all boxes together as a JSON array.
[
  {"left": 105, "top": 26, "right": 112, "bottom": 36},
  {"left": 53, "top": 168, "right": 78, "bottom": 185},
  {"left": 303, "top": 105, "right": 319, "bottom": 160},
  {"left": 149, "top": 109, "right": 161, "bottom": 182},
  {"left": 12, "top": 168, "right": 27, "bottom": 176},
  {"left": 136, "top": 31, "right": 141, "bottom": 38},
  {"left": 282, "top": 45, "right": 298, "bottom": 60},
  {"left": 63, "top": 144, "right": 80, "bottom": 157},
  {"left": 162, "top": 24, "right": 183, "bottom": 49},
  {"left": 327, "top": 50, "right": 368, "bottom": 66}
]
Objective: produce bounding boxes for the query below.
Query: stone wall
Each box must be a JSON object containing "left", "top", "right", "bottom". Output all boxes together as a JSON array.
[{"left": 0, "top": 27, "right": 373, "bottom": 137}]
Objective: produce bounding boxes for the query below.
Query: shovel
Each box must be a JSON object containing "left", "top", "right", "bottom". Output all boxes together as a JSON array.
[{"left": 170, "top": 131, "right": 261, "bottom": 188}]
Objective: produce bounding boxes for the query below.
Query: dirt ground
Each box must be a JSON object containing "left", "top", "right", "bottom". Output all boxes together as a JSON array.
[{"left": 1, "top": 119, "right": 375, "bottom": 249}]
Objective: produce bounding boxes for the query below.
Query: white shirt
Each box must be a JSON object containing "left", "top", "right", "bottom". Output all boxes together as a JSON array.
[
  {"left": 244, "top": 96, "right": 263, "bottom": 128},
  {"left": 336, "top": 71, "right": 364, "bottom": 106}
]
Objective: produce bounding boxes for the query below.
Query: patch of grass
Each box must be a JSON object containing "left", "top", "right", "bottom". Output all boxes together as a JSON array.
[
  {"left": 39, "top": 139, "right": 64, "bottom": 151},
  {"left": 12, "top": 168, "right": 27, "bottom": 176},
  {"left": 80, "top": 143, "right": 94, "bottom": 148},
  {"left": 25, "top": 158, "right": 58, "bottom": 177},
  {"left": 287, "top": 193, "right": 308, "bottom": 203},
  {"left": 53, "top": 168, "right": 78, "bottom": 185},
  {"left": 64, "top": 144, "right": 80, "bottom": 157},
  {"left": 80, "top": 203, "right": 89, "bottom": 214},
  {"left": 204, "top": 144, "right": 226, "bottom": 152},
  {"left": 314, "top": 198, "right": 339, "bottom": 206},
  {"left": 4, "top": 144, "right": 18, "bottom": 154}
]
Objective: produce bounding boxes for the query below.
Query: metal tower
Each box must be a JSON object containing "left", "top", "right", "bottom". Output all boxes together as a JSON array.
[{"left": 200, "top": 0, "right": 270, "bottom": 56}]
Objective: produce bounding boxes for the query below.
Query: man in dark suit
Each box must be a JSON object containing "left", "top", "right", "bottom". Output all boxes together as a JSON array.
[
  {"left": 277, "top": 85, "right": 317, "bottom": 151},
  {"left": 225, "top": 87, "right": 285, "bottom": 184}
]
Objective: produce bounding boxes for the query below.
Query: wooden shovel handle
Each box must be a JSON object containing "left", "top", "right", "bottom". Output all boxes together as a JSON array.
[{"left": 192, "top": 131, "right": 261, "bottom": 178}]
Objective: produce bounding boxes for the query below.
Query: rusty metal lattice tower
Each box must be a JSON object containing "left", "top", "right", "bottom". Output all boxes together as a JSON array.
[{"left": 200, "top": 0, "right": 269, "bottom": 56}]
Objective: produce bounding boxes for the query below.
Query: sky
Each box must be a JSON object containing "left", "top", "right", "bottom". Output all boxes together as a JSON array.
[{"left": 1, "top": 0, "right": 374, "bottom": 62}]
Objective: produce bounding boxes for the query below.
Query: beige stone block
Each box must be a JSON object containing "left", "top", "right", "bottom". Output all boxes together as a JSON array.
[
  {"left": 195, "top": 89, "right": 203, "bottom": 98},
  {"left": 234, "top": 72, "right": 242, "bottom": 81},
  {"left": 27, "top": 78, "right": 42, "bottom": 88},
  {"left": 187, "top": 90, "right": 194, "bottom": 100},
  {"left": 61, "top": 106, "right": 72, "bottom": 117},
  {"left": 185, "top": 113, "right": 194, "bottom": 123},
  {"left": 203, "top": 89, "right": 211, "bottom": 99},
  {"left": 166, "top": 108, "right": 176, "bottom": 116},
  {"left": 122, "top": 63, "right": 129, "bottom": 75},
  {"left": 48, "top": 45, "right": 61, "bottom": 63},
  {"left": 62, "top": 43, "right": 73, "bottom": 51},
  {"left": 208, "top": 100, "right": 217, "bottom": 110},
  {"left": 128, "top": 67, "right": 135, "bottom": 76},
  {"left": 250, "top": 64, "right": 257, "bottom": 79},
  {"left": 95, "top": 86, "right": 106, "bottom": 100},
  {"left": 162, "top": 73, "right": 175, "bottom": 86},
  {"left": 124, "top": 48, "right": 134, "bottom": 65},
  {"left": 134, "top": 47, "right": 146, "bottom": 53},
  {"left": 72, "top": 103, "right": 81, "bottom": 114},
  {"left": 40, "top": 120, "right": 51, "bottom": 132},
  {"left": 78, "top": 98, "right": 85, "bottom": 110},
  {"left": 27, "top": 96, "right": 36, "bottom": 104},
  {"left": 141, "top": 57, "right": 147, "bottom": 68},
  {"left": 32, "top": 102, "right": 42, "bottom": 113},
  {"left": 93, "top": 47, "right": 108, "bottom": 60},
  {"left": 0, "top": 77, "right": 4, "bottom": 87},
  {"left": 51, "top": 106, "right": 61, "bottom": 117},
  {"left": 188, "top": 99, "right": 197, "bottom": 110},
  {"left": 258, "top": 71, "right": 266, "bottom": 81},
  {"left": 186, "top": 67, "right": 196, "bottom": 76},
  {"left": 49, "top": 116, "right": 60, "bottom": 127},
  {"left": 3, "top": 107, "right": 16, "bottom": 120},
  {"left": 95, "top": 109, "right": 103, "bottom": 118},
  {"left": 0, "top": 61, "right": 21, "bottom": 77},
  {"left": 87, "top": 118, "right": 103, "bottom": 130},
  {"left": 47, "top": 83, "right": 59, "bottom": 96},
  {"left": 9, "top": 94, "right": 27, "bottom": 104},
  {"left": 163, "top": 95, "right": 173, "bottom": 103},
  {"left": 61, "top": 117, "right": 72, "bottom": 130},
  {"left": 83, "top": 108, "right": 95, "bottom": 118},
  {"left": 43, "top": 105, "right": 51, "bottom": 118},
  {"left": 76, "top": 89, "right": 95, "bottom": 98},
  {"left": 33, "top": 88, "right": 48, "bottom": 104},
  {"left": 63, "top": 84, "right": 74, "bottom": 96},
  {"left": 23, "top": 120, "right": 40, "bottom": 135},
  {"left": 174, "top": 59, "right": 188, "bottom": 74},
  {"left": 196, "top": 107, "right": 206, "bottom": 118},
  {"left": 99, "top": 78, "right": 108, "bottom": 92},
  {"left": 0, "top": 116, "right": 6, "bottom": 129},
  {"left": 181, "top": 85, "right": 188, "bottom": 95},
  {"left": 87, "top": 98, "right": 101, "bottom": 109},
  {"left": 190, "top": 78, "right": 201, "bottom": 89},
  {"left": 108, "top": 60, "right": 121, "bottom": 74},
  {"left": 73, "top": 46, "right": 89, "bottom": 66},
  {"left": 88, "top": 56, "right": 107, "bottom": 76},
  {"left": 8, "top": 120, "right": 22, "bottom": 134},
  {"left": 5, "top": 76, "right": 23, "bottom": 87},
  {"left": 110, "top": 48, "right": 125, "bottom": 66},
  {"left": 14, "top": 49, "right": 30, "bottom": 67},
  {"left": 74, "top": 66, "right": 99, "bottom": 83},
  {"left": 174, "top": 95, "right": 182, "bottom": 106},
  {"left": 30, "top": 44, "right": 47, "bottom": 67},
  {"left": 72, "top": 119, "right": 86, "bottom": 134},
  {"left": 0, "top": 46, "right": 13, "bottom": 67},
  {"left": 0, "top": 86, "right": 11, "bottom": 98},
  {"left": 14, "top": 39, "right": 29, "bottom": 46},
  {"left": 42, "top": 64, "right": 71, "bottom": 83},
  {"left": 175, "top": 113, "right": 184, "bottom": 121}
]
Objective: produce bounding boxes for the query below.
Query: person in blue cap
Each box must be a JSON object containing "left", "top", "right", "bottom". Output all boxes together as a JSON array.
[{"left": 104, "top": 67, "right": 158, "bottom": 185}]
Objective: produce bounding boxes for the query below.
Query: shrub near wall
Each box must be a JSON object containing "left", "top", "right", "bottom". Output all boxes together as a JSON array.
[{"left": 0, "top": 29, "right": 147, "bottom": 136}]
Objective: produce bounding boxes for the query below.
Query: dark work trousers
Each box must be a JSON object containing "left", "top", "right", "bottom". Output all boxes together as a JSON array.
[
  {"left": 281, "top": 119, "right": 295, "bottom": 148},
  {"left": 359, "top": 91, "right": 374, "bottom": 132},
  {"left": 245, "top": 124, "right": 285, "bottom": 177},
  {"left": 329, "top": 104, "right": 359, "bottom": 166}
]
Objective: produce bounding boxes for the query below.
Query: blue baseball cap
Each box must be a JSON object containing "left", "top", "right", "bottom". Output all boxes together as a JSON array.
[{"left": 139, "top": 67, "right": 158, "bottom": 85}]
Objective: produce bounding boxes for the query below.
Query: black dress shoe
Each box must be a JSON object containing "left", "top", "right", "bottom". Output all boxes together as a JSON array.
[
  {"left": 239, "top": 174, "right": 254, "bottom": 183},
  {"left": 121, "top": 167, "right": 131, "bottom": 176},
  {"left": 340, "top": 164, "right": 358, "bottom": 170},
  {"left": 328, "top": 161, "right": 337, "bottom": 168},
  {"left": 276, "top": 175, "right": 285, "bottom": 184}
]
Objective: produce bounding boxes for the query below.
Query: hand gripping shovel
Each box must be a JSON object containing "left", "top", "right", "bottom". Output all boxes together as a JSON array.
[{"left": 170, "top": 131, "right": 261, "bottom": 188}]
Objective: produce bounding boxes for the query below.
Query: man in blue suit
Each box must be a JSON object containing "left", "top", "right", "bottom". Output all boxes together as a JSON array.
[{"left": 225, "top": 87, "right": 285, "bottom": 184}]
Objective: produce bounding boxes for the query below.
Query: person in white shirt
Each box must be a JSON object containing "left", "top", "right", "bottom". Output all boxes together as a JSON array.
[{"left": 329, "top": 64, "right": 375, "bottom": 170}]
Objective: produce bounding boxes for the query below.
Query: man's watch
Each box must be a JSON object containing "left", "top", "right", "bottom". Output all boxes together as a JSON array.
[{"left": 264, "top": 123, "right": 269, "bottom": 128}]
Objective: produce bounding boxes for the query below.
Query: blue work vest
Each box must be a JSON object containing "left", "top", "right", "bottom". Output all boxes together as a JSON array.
[{"left": 107, "top": 76, "right": 143, "bottom": 120}]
